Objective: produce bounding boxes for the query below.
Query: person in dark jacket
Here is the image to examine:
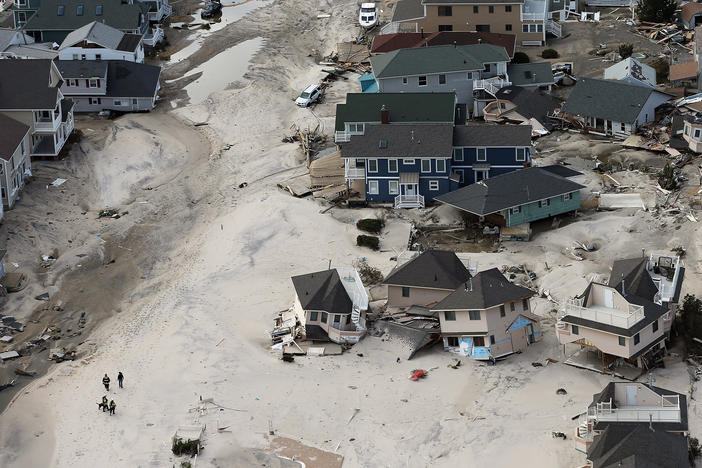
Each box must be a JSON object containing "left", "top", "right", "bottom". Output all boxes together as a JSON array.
[
  {"left": 109, "top": 400, "right": 116, "bottom": 415},
  {"left": 98, "top": 395, "right": 108, "bottom": 412},
  {"left": 117, "top": 372, "right": 124, "bottom": 389},
  {"left": 102, "top": 374, "right": 110, "bottom": 391}
]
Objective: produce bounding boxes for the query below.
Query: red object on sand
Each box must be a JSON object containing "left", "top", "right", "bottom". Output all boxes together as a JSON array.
[{"left": 409, "top": 369, "right": 427, "bottom": 381}]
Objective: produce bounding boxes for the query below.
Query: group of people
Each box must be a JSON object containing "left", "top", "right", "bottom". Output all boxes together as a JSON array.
[{"left": 97, "top": 371, "right": 124, "bottom": 416}]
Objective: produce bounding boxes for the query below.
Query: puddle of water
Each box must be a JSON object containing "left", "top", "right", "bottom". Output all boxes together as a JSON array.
[
  {"left": 183, "top": 37, "right": 263, "bottom": 104},
  {"left": 169, "top": 38, "right": 206, "bottom": 62}
]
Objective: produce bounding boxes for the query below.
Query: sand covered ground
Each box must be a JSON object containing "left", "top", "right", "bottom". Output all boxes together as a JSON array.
[{"left": 0, "top": 0, "right": 701, "bottom": 467}]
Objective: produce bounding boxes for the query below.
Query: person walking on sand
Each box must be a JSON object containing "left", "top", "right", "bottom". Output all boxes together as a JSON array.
[
  {"left": 102, "top": 373, "right": 110, "bottom": 391},
  {"left": 98, "top": 395, "right": 108, "bottom": 412},
  {"left": 109, "top": 400, "right": 116, "bottom": 416},
  {"left": 117, "top": 371, "right": 124, "bottom": 389}
]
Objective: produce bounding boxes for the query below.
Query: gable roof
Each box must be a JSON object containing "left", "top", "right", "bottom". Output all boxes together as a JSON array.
[
  {"left": 391, "top": 0, "right": 426, "bottom": 22},
  {"left": 538, "top": 164, "right": 582, "bottom": 178},
  {"left": 56, "top": 60, "right": 161, "bottom": 97},
  {"left": 603, "top": 58, "right": 656, "bottom": 87},
  {"left": 334, "top": 92, "right": 456, "bottom": 131},
  {"left": 371, "top": 44, "right": 509, "bottom": 79},
  {"left": 432, "top": 268, "right": 534, "bottom": 311},
  {"left": 609, "top": 257, "right": 659, "bottom": 302},
  {"left": 507, "top": 62, "right": 555, "bottom": 86},
  {"left": 453, "top": 123, "right": 532, "bottom": 147},
  {"left": 494, "top": 85, "right": 561, "bottom": 126},
  {"left": 24, "top": 0, "right": 146, "bottom": 32},
  {"left": 0, "top": 59, "right": 59, "bottom": 110},
  {"left": 383, "top": 250, "right": 471, "bottom": 290},
  {"left": 340, "top": 124, "right": 454, "bottom": 159},
  {"left": 0, "top": 114, "right": 30, "bottom": 161},
  {"left": 116, "top": 33, "right": 142, "bottom": 52},
  {"left": 435, "top": 167, "right": 585, "bottom": 216},
  {"left": 58, "top": 20, "right": 124, "bottom": 50},
  {"left": 291, "top": 269, "right": 352, "bottom": 313},
  {"left": 561, "top": 78, "right": 662, "bottom": 124},
  {"left": 371, "top": 31, "right": 516, "bottom": 57},
  {"left": 55, "top": 60, "right": 108, "bottom": 78},
  {"left": 587, "top": 424, "right": 689, "bottom": 468}
]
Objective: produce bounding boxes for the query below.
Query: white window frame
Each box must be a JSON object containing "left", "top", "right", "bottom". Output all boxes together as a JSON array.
[
  {"left": 455, "top": 169, "right": 464, "bottom": 183},
  {"left": 348, "top": 123, "right": 365, "bottom": 133},
  {"left": 388, "top": 159, "right": 398, "bottom": 173},
  {"left": 367, "top": 159, "right": 378, "bottom": 173},
  {"left": 695, "top": 128, "right": 701, "bottom": 139},
  {"left": 510, "top": 206, "right": 521, "bottom": 214},
  {"left": 368, "top": 180, "right": 379, "bottom": 195},
  {"left": 516, "top": 148, "right": 526, "bottom": 161},
  {"left": 685, "top": 125, "right": 691, "bottom": 136},
  {"left": 420, "top": 159, "right": 431, "bottom": 173},
  {"left": 89, "top": 79, "right": 99, "bottom": 88},
  {"left": 538, "top": 198, "right": 551, "bottom": 208},
  {"left": 418, "top": 75, "right": 427, "bottom": 87},
  {"left": 388, "top": 180, "right": 399, "bottom": 195},
  {"left": 476, "top": 147, "right": 487, "bottom": 162},
  {"left": 114, "top": 100, "right": 123, "bottom": 106},
  {"left": 436, "top": 159, "right": 446, "bottom": 172},
  {"left": 429, "top": 180, "right": 440, "bottom": 191},
  {"left": 453, "top": 148, "right": 464, "bottom": 161},
  {"left": 561, "top": 192, "right": 573, "bottom": 201},
  {"left": 403, "top": 159, "right": 415, "bottom": 165}
]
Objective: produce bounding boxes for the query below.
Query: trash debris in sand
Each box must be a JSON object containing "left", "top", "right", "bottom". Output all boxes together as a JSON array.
[
  {"left": 48, "top": 178, "right": 67, "bottom": 188},
  {"left": 35, "top": 292, "right": 50, "bottom": 301},
  {"left": 448, "top": 359, "right": 461, "bottom": 369},
  {"left": 409, "top": 369, "right": 427, "bottom": 381},
  {"left": 0, "top": 351, "right": 20, "bottom": 361},
  {"left": 0, "top": 335, "right": 12, "bottom": 343},
  {"left": 531, "top": 362, "right": 543, "bottom": 367},
  {"left": 552, "top": 431, "right": 567, "bottom": 440},
  {"left": 0, "top": 379, "right": 16, "bottom": 392},
  {"left": 556, "top": 388, "right": 568, "bottom": 395},
  {"left": 14, "top": 367, "right": 37, "bottom": 377},
  {"left": 98, "top": 208, "right": 121, "bottom": 219},
  {"left": 49, "top": 347, "right": 76, "bottom": 362}
]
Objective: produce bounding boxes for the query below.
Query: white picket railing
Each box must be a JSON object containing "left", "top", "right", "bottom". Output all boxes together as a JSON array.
[{"left": 395, "top": 194, "right": 424, "bottom": 208}]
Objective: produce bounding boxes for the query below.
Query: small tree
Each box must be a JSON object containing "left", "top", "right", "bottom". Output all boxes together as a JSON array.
[
  {"left": 541, "top": 49, "right": 559, "bottom": 59},
  {"left": 618, "top": 43, "right": 634, "bottom": 59},
  {"left": 690, "top": 437, "right": 701, "bottom": 466},
  {"left": 657, "top": 163, "right": 677, "bottom": 190},
  {"left": 512, "top": 52, "right": 530, "bottom": 64},
  {"left": 636, "top": 0, "right": 676, "bottom": 23},
  {"left": 680, "top": 295, "right": 702, "bottom": 350}
]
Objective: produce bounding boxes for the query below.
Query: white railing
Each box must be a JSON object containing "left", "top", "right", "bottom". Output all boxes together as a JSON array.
[
  {"left": 395, "top": 194, "right": 424, "bottom": 208},
  {"left": 162, "top": 2, "right": 172, "bottom": 18},
  {"left": 143, "top": 27, "right": 164, "bottom": 46},
  {"left": 560, "top": 298, "right": 645, "bottom": 329},
  {"left": 522, "top": 12, "right": 545, "bottom": 20},
  {"left": 34, "top": 118, "right": 59, "bottom": 131},
  {"left": 474, "top": 78, "right": 511, "bottom": 96},
  {"left": 589, "top": 404, "right": 681, "bottom": 423},
  {"left": 379, "top": 22, "right": 400, "bottom": 35},
  {"left": 337, "top": 267, "right": 369, "bottom": 311},
  {"left": 344, "top": 159, "right": 365, "bottom": 179},
  {"left": 335, "top": 131, "right": 350, "bottom": 143},
  {"left": 546, "top": 19, "right": 562, "bottom": 37}
]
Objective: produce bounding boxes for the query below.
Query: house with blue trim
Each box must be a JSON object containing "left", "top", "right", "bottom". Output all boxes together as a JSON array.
[{"left": 431, "top": 268, "right": 542, "bottom": 361}]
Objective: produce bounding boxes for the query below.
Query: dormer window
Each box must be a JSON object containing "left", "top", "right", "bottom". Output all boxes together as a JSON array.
[
  {"left": 57, "top": 5, "right": 65, "bottom": 15},
  {"left": 77, "top": 5, "right": 84, "bottom": 15},
  {"left": 96, "top": 5, "right": 103, "bottom": 15}
]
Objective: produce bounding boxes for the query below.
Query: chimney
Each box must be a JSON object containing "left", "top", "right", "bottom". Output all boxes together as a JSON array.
[
  {"left": 469, "top": 277, "right": 473, "bottom": 292},
  {"left": 328, "top": 259, "right": 332, "bottom": 270},
  {"left": 642, "top": 248, "right": 646, "bottom": 258},
  {"left": 381, "top": 105, "right": 389, "bottom": 124},
  {"left": 434, "top": 273, "right": 438, "bottom": 281}
]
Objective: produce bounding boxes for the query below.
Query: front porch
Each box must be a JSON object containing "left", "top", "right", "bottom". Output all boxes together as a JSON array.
[{"left": 395, "top": 172, "right": 424, "bottom": 208}]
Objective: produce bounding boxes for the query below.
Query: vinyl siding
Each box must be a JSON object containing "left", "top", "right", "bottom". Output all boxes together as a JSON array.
[{"left": 501, "top": 190, "right": 580, "bottom": 226}]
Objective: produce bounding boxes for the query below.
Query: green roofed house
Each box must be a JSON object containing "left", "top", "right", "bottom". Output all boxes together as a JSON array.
[
  {"left": 561, "top": 77, "right": 671, "bottom": 137},
  {"left": 506, "top": 62, "right": 555, "bottom": 92},
  {"left": 435, "top": 166, "right": 585, "bottom": 239}
]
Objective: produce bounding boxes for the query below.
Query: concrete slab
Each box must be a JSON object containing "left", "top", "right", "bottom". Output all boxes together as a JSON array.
[{"left": 598, "top": 193, "right": 646, "bottom": 210}]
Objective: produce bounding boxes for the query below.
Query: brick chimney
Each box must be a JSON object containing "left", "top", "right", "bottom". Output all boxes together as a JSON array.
[{"left": 381, "top": 105, "right": 389, "bottom": 124}]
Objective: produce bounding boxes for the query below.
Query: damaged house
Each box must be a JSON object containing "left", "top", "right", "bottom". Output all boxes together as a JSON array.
[
  {"left": 603, "top": 57, "right": 656, "bottom": 88},
  {"left": 483, "top": 85, "right": 561, "bottom": 135},
  {"left": 431, "top": 268, "right": 541, "bottom": 360}
]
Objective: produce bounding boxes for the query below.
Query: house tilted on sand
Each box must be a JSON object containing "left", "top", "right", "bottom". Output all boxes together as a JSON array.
[
  {"left": 271, "top": 267, "right": 368, "bottom": 348},
  {"left": 572, "top": 381, "right": 689, "bottom": 467}
]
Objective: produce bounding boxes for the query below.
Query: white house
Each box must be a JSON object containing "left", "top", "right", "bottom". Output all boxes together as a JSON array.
[
  {"left": 0, "top": 114, "right": 31, "bottom": 209},
  {"left": 58, "top": 21, "right": 145, "bottom": 63},
  {"left": 603, "top": 57, "right": 656, "bottom": 88}
]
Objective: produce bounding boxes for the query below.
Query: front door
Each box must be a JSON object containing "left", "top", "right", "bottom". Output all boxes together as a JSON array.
[
  {"left": 475, "top": 170, "right": 488, "bottom": 182},
  {"left": 625, "top": 385, "right": 637, "bottom": 406},
  {"left": 406, "top": 185, "right": 416, "bottom": 196},
  {"left": 604, "top": 289, "right": 614, "bottom": 308}
]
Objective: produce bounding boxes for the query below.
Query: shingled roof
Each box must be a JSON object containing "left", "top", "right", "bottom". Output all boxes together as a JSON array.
[
  {"left": 432, "top": 268, "right": 533, "bottom": 311},
  {"left": 23, "top": 0, "right": 147, "bottom": 32},
  {"left": 371, "top": 31, "right": 516, "bottom": 57},
  {"left": 383, "top": 250, "right": 471, "bottom": 290},
  {"left": 609, "top": 257, "right": 659, "bottom": 302},
  {"left": 453, "top": 123, "right": 532, "bottom": 147},
  {"left": 291, "top": 269, "right": 352, "bottom": 314},
  {"left": 0, "top": 59, "right": 59, "bottom": 110},
  {"left": 0, "top": 114, "right": 30, "bottom": 161},
  {"left": 340, "top": 124, "right": 454, "bottom": 159},
  {"left": 587, "top": 424, "right": 689, "bottom": 468}
]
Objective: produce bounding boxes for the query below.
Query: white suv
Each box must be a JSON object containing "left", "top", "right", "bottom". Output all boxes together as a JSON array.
[{"left": 296, "top": 85, "right": 321, "bottom": 107}]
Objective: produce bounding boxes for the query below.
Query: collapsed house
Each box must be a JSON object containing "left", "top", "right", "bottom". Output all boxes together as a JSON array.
[
  {"left": 483, "top": 85, "right": 561, "bottom": 135},
  {"left": 603, "top": 57, "right": 656, "bottom": 88}
]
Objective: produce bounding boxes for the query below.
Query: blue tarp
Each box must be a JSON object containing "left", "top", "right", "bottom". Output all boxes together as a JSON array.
[{"left": 358, "top": 72, "right": 378, "bottom": 93}]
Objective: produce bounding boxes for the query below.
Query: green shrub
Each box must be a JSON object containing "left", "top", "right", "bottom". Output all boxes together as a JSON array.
[
  {"left": 618, "top": 43, "right": 634, "bottom": 59},
  {"left": 689, "top": 437, "right": 701, "bottom": 466},
  {"left": 356, "top": 218, "right": 383, "bottom": 234},
  {"left": 172, "top": 438, "right": 199, "bottom": 457},
  {"left": 357, "top": 235, "right": 380, "bottom": 251},
  {"left": 512, "top": 52, "right": 530, "bottom": 64},
  {"left": 541, "top": 49, "right": 559, "bottom": 59}
]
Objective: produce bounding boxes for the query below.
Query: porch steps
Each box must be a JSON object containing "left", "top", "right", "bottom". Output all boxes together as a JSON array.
[{"left": 351, "top": 305, "right": 365, "bottom": 331}]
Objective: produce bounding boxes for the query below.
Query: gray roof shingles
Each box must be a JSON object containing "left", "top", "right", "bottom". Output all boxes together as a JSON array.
[
  {"left": 291, "top": 269, "right": 352, "bottom": 314},
  {"left": 494, "top": 85, "right": 561, "bottom": 126},
  {"left": 0, "top": 59, "right": 59, "bottom": 110},
  {"left": 55, "top": 60, "right": 108, "bottom": 78},
  {"left": 56, "top": 60, "right": 161, "bottom": 97},
  {"left": 432, "top": 268, "right": 533, "bottom": 311},
  {"left": 453, "top": 123, "right": 532, "bottom": 147},
  {"left": 24, "top": 0, "right": 146, "bottom": 32},
  {"left": 587, "top": 424, "right": 689, "bottom": 468},
  {"left": 391, "top": 0, "right": 426, "bottom": 22},
  {"left": 59, "top": 20, "right": 124, "bottom": 50},
  {"left": 0, "top": 114, "right": 30, "bottom": 161},
  {"left": 383, "top": 250, "right": 471, "bottom": 290},
  {"left": 609, "top": 257, "right": 659, "bottom": 302},
  {"left": 340, "top": 124, "right": 454, "bottom": 159},
  {"left": 435, "top": 167, "right": 585, "bottom": 216},
  {"left": 507, "top": 62, "right": 555, "bottom": 86},
  {"left": 562, "top": 77, "right": 657, "bottom": 124}
]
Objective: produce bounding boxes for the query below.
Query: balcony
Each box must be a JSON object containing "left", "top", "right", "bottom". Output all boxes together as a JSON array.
[
  {"left": 34, "top": 114, "right": 60, "bottom": 132},
  {"left": 473, "top": 78, "right": 511, "bottom": 96},
  {"left": 336, "top": 267, "right": 369, "bottom": 311},
  {"left": 335, "top": 131, "right": 350, "bottom": 143},
  {"left": 560, "top": 298, "right": 644, "bottom": 329},
  {"left": 143, "top": 27, "right": 164, "bottom": 47},
  {"left": 394, "top": 194, "right": 424, "bottom": 209},
  {"left": 647, "top": 253, "right": 682, "bottom": 304},
  {"left": 588, "top": 394, "right": 681, "bottom": 423},
  {"left": 344, "top": 159, "right": 365, "bottom": 179}
]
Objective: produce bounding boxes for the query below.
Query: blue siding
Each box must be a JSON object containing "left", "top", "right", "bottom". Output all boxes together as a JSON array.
[
  {"left": 361, "top": 157, "right": 453, "bottom": 202},
  {"left": 452, "top": 146, "right": 531, "bottom": 186},
  {"left": 442, "top": 337, "right": 493, "bottom": 360}
]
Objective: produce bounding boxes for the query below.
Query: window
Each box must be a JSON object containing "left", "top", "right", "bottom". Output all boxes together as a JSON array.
[
  {"left": 429, "top": 180, "right": 439, "bottom": 191},
  {"left": 72, "top": 54, "right": 79, "bottom": 60},
  {"left": 516, "top": 148, "right": 526, "bottom": 161},
  {"left": 685, "top": 125, "right": 691, "bottom": 136},
  {"left": 484, "top": 63, "right": 491, "bottom": 73},
  {"left": 447, "top": 337, "right": 459, "bottom": 347},
  {"left": 538, "top": 199, "right": 551, "bottom": 208},
  {"left": 695, "top": 129, "right": 701, "bottom": 139},
  {"left": 334, "top": 314, "right": 341, "bottom": 324},
  {"left": 96, "top": 4, "right": 103, "bottom": 15},
  {"left": 421, "top": 159, "right": 431, "bottom": 173},
  {"left": 634, "top": 333, "right": 640, "bottom": 345},
  {"left": 455, "top": 169, "right": 464, "bottom": 183},
  {"left": 76, "top": 4, "right": 84, "bottom": 15},
  {"left": 418, "top": 76, "right": 427, "bottom": 86},
  {"left": 510, "top": 302, "right": 515, "bottom": 312},
  {"left": 368, "top": 180, "right": 379, "bottom": 194},
  {"left": 95, "top": 54, "right": 101, "bottom": 61},
  {"left": 505, "top": 5, "right": 512, "bottom": 11},
  {"left": 561, "top": 192, "right": 573, "bottom": 201},
  {"left": 438, "top": 5, "right": 452, "bottom": 15},
  {"left": 476, "top": 24, "right": 490, "bottom": 32},
  {"left": 522, "top": 24, "right": 529, "bottom": 33},
  {"left": 438, "top": 24, "right": 453, "bottom": 31},
  {"left": 473, "top": 5, "right": 478, "bottom": 13},
  {"left": 321, "top": 312, "right": 328, "bottom": 323},
  {"left": 618, "top": 336, "right": 625, "bottom": 346},
  {"left": 490, "top": 335, "right": 496, "bottom": 345},
  {"left": 505, "top": 24, "right": 512, "bottom": 31},
  {"left": 436, "top": 159, "right": 446, "bottom": 172},
  {"left": 310, "top": 311, "right": 318, "bottom": 321},
  {"left": 444, "top": 311, "right": 456, "bottom": 321},
  {"left": 114, "top": 100, "right": 122, "bottom": 106},
  {"left": 57, "top": 5, "right": 65, "bottom": 15},
  {"left": 469, "top": 310, "right": 481, "bottom": 320},
  {"left": 388, "top": 159, "right": 398, "bottom": 172},
  {"left": 652, "top": 320, "right": 659, "bottom": 332},
  {"left": 439, "top": 74, "right": 446, "bottom": 85},
  {"left": 402, "top": 77, "right": 408, "bottom": 85},
  {"left": 510, "top": 206, "right": 521, "bottom": 215},
  {"left": 537, "top": 24, "right": 543, "bottom": 32},
  {"left": 402, "top": 286, "right": 410, "bottom": 297},
  {"left": 81, "top": 54, "right": 86, "bottom": 60},
  {"left": 453, "top": 148, "right": 463, "bottom": 161},
  {"left": 476, "top": 148, "right": 486, "bottom": 161},
  {"left": 403, "top": 159, "right": 415, "bottom": 165},
  {"left": 16, "top": 0, "right": 27, "bottom": 6},
  {"left": 346, "top": 315, "right": 351, "bottom": 325},
  {"left": 89, "top": 79, "right": 99, "bottom": 88},
  {"left": 20, "top": 140, "right": 24, "bottom": 155},
  {"left": 473, "top": 336, "right": 485, "bottom": 347},
  {"left": 571, "top": 325, "right": 579, "bottom": 335},
  {"left": 88, "top": 97, "right": 101, "bottom": 105},
  {"left": 488, "top": 5, "right": 494, "bottom": 13},
  {"left": 500, "top": 305, "right": 505, "bottom": 317},
  {"left": 367, "top": 159, "right": 378, "bottom": 173},
  {"left": 348, "top": 123, "right": 364, "bottom": 133},
  {"left": 388, "top": 180, "right": 399, "bottom": 195}
]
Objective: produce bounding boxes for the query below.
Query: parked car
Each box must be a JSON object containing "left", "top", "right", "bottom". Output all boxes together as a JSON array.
[
  {"left": 359, "top": 3, "right": 378, "bottom": 29},
  {"left": 295, "top": 85, "right": 321, "bottom": 107},
  {"left": 201, "top": 0, "right": 222, "bottom": 18}
]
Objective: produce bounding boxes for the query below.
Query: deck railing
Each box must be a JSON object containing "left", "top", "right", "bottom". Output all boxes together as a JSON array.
[
  {"left": 559, "top": 298, "right": 644, "bottom": 329},
  {"left": 394, "top": 194, "right": 424, "bottom": 208}
]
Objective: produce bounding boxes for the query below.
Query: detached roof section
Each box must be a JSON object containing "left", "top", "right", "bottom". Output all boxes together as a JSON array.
[
  {"left": 561, "top": 78, "right": 664, "bottom": 124},
  {"left": 453, "top": 123, "right": 532, "bottom": 147},
  {"left": 507, "top": 62, "right": 555, "bottom": 86},
  {"left": 669, "top": 60, "right": 697, "bottom": 81},
  {"left": 494, "top": 85, "right": 561, "bottom": 127},
  {"left": 383, "top": 250, "right": 471, "bottom": 290},
  {"left": 291, "top": 269, "right": 352, "bottom": 313},
  {"left": 371, "top": 31, "right": 516, "bottom": 57},
  {"left": 435, "top": 167, "right": 585, "bottom": 216},
  {"left": 340, "top": 124, "right": 454, "bottom": 159},
  {"left": 0, "top": 114, "right": 30, "bottom": 161},
  {"left": 335, "top": 92, "right": 456, "bottom": 131},
  {"left": 0, "top": 59, "right": 59, "bottom": 110},
  {"left": 432, "top": 268, "right": 534, "bottom": 311},
  {"left": 24, "top": 0, "right": 147, "bottom": 32}
]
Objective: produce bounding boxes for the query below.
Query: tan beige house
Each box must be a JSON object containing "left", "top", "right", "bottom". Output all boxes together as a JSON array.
[
  {"left": 385, "top": 0, "right": 572, "bottom": 45},
  {"left": 432, "top": 268, "right": 541, "bottom": 360},
  {"left": 682, "top": 115, "right": 702, "bottom": 153},
  {"left": 383, "top": 250, "right": 473, "bottom": 310}
]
